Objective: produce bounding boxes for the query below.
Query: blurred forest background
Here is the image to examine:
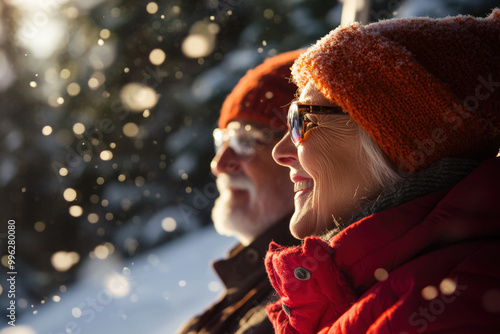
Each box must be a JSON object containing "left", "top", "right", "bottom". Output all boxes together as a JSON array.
[{"left": 1, "top": 0, "right": 499, "bottom": 326}]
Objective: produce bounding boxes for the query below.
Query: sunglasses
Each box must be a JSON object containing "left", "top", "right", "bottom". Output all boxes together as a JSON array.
[
  {"left": 287, "top": 101, "right": 344, "bottom": 145},
  {"left": 213, "top": 124, "right": 275, "bottom": 158}
]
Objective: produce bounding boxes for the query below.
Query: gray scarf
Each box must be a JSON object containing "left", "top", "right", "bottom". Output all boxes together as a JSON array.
[{"left": 323, "top": 158, "right": 481, "bottom": 241}]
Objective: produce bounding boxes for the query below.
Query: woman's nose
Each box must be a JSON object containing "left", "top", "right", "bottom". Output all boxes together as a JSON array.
[{"left": 272, "top": 132, "right": 298, "bottom": 167}]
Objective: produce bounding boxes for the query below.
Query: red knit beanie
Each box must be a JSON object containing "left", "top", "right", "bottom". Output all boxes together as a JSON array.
[
  {"left": 292, "top": 9, "right": 500, "bottom": 173},
  {"left": 218, "top": 49, "right": 304, "bottom": 131}
]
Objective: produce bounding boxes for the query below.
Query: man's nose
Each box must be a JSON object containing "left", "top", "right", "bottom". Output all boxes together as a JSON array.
[{"left": 211, "top": 144, "right": 242, "bottom": 176}]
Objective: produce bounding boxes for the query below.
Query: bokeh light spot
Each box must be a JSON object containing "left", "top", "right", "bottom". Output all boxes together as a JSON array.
[
  {"left": 73, "top": 123, "right": 85, "bottom": 135},
  {"left": 149, "top": 48, "right": 166, "bottom": 65},
  {"left": 72, "top": 307, "right": 82, "bottom": 318},
  {"left": 182, "top": 34, "right": 212, "bottom": 58},
  {"left": 100, "top": 150, "right": 113, "bottom": 161},
  {"left": 120, "top": 83, "right": 158, "bottom": 112},
  {"left": 123, "top": 122, "right": 139, "bottom": 137},
  {"left": 65, "top": 6, "right": 79, "bottom": 19},
  {"left": 1, "top": 325, "right": 37, "bottom": 333},
  {"left": 146, "top": 2, "right": 159, "bottom": 14},
  {"left": 67, "top": 82, "right": 81, "bottom": 96},
  {"left": 59, "top": 168, "right": 68, "bottom": 176},
  {"left": 111, "top": 7, "right": 121, "bottom": 17},
  {"left": 161, "top": 217, "right": 177, "bottom": 232},
  {"left": 422, "top": 285, "right": 439, "bottom": 300},
  {"left": 88, "top": 77, "right": 99, "bottom": 89},
  {"left": 34, "top": 221, "right": 46, "bottom": 232},
  {"left": 134, "top": 176, "right": 145, "bottom": 187},
  {"left": 106, "top": 274, "right": 130, "bottom": 297},
  {"left": 2, "top": 255, "right": 9, "bottom": 268},
  {"left": 69, "top": 205, "right": 83, "bottom": 217},
  {"left": 51, "top": 251, "right": 80, "bottom": 271},
  {"left": 100, "top": 29, "right": 111, "bottom": 39},
  {"left": 263, "top": 8, "right": 274, "bottom": 19},
  {"left": 439, "top": 278, "right": 457, "bottom": 295},
  {"left": 374, "top": 268, "right": 388, "bottom": 281},
  {"left": 60, "top": 69, "right": 71, "bottom": 79},
  {"left": 88, "top": 213, "right": 99, "bottom": 224},
  {"left": 63, "top": 188, "right": 77, "bottom": 202},
  {"left": 94, "top": 245, "right": 109, "bottom": 260},
  {"left": 42, "top": 126, "right": 53, "bottom": 136}
]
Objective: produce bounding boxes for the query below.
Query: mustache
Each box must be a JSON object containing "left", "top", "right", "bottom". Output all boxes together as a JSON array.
[{"left": 216, "top": 174, "right": 253, "bottom": 191}]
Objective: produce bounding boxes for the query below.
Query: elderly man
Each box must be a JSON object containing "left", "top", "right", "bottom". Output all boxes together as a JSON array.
[{"left": 177, "top": 50, "right": 302, "bottom": 334}]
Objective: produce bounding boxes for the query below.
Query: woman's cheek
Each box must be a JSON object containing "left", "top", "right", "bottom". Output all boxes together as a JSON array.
[
  {"left": 299, "top": 132, "right": 334, "bottom": 176},
  {"left": 298, "top": 133, "right": 340, "bottom": 230}
]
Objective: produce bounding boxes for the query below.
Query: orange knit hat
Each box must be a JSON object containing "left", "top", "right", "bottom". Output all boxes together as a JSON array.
[
  {"left": 292, "top": 9, "right": 500, "bottom": 173},
  {"left": 218, "top": 49, "right": 304, "bottom": 130}
]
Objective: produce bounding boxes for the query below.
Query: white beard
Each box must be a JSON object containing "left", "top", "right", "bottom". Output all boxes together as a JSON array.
[{"left": 211, "top": 174, "right": 259, "bottom": 245}]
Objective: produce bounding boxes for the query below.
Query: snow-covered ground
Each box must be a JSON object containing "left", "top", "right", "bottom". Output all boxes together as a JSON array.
[{"left": 2, "top": 226, "right": 237, "bottom": 334}]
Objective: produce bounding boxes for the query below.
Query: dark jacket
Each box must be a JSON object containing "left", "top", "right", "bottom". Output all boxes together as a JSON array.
[
  {"left": 265, "top": 158, "right": 500, "bottom": 334},
  {"left": 177, "top": 214, "right": 298, "bottom": 334}
]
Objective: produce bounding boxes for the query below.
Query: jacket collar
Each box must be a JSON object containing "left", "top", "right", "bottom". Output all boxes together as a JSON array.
[
  {"left": 330, "top": 157, "right": 500, "bottom": 294},
  {"left": 213, "top": 213, "right": 298, "bottom": 291}
]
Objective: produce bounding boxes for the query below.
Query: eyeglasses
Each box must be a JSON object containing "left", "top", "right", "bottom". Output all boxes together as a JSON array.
[
  {"left": 213, "top": 124, "right": 275, "bottom": 158},
  {"left": 287, "top": 101, "right": 344, "bottom": 145}
]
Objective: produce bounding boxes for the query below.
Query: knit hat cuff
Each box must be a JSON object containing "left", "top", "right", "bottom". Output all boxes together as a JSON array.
[{"left": 218, "top": 49, "right": 304, "bottom": 131}]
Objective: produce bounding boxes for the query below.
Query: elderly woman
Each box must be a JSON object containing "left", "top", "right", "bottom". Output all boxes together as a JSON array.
[{"left": 265, "top": 9, "right": 500, "bottom": 334}]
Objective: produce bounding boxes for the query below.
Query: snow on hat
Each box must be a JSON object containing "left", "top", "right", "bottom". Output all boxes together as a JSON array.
[
  {"left": 218, "top": 49, "right": 304, "bottom": 130},
  {"left": 292, "top": 9, "right": 500, "bottom": 173}
]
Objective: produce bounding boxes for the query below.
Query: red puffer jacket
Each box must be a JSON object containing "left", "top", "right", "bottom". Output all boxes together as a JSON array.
[{"left": 265, "top": 158, "right": 500, "bottom": 334}]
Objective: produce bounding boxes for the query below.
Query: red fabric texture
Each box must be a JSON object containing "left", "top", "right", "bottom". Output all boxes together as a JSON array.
[
  {"left": 266, "top": 239, "right": 356, "bottom": 334},
  {"left": 291, "top": 10, "right": 500, "bottom": 173},
  {"left": 265, "top": 157, "right": 500, "bottom": 334},
  {"left": 218, "top": 49, "right": 304, "bottom": 130}
]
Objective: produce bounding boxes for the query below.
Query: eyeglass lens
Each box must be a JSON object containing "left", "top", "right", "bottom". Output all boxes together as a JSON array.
[
  {"left": 213, "top": 128, "right": 256, "bottom": 158},
  {"left": 288, "top": 103, "right": 303, "bottom": 145}
]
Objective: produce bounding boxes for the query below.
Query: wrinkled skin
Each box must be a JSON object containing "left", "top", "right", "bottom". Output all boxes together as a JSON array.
[{"left": 273, "top": 82, "right": 378, "bottom": 239}]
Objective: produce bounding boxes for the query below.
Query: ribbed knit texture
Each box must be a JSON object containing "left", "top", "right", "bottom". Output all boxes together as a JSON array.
[
  {"left": 292, "top": 9, "right": 500, "bottom": 173},
  {"left": 218, "top": 49, "right": 304, "bottom": 130}
]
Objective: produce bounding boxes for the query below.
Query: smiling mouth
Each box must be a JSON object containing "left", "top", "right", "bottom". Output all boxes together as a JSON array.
[{"left": 294, "top": 180, "right": 313, "bottom": 193}]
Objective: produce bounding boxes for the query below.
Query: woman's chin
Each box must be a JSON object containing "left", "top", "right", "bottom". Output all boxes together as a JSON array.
[
  {"left": 294, "top": 186, "right": 313, "bottom": 200},
  {"left": 289, "top": 211, "right": 313, "bottom": 240},
  {"left": 290, "top": 191, "right": 316, "bottom": 239}
]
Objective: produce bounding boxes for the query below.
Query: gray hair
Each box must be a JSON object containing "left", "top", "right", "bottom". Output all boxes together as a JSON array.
[{"left": 356, "top": 124, "right": 403, "bottom": 190}]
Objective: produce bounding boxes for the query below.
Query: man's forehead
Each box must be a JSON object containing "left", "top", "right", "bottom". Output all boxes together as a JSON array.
[
  {"left": 226, "top": 119, "right": 268, "bottom": 131},
  {"left": 224, "top": 120, "right": 284, "bottom": 144}
]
